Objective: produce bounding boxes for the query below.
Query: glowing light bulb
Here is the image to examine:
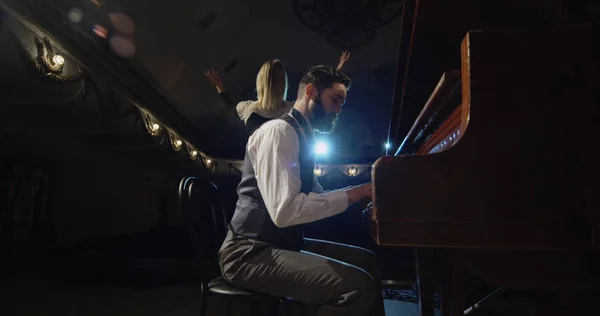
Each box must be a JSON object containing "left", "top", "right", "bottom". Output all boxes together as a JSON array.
[
  {"left": 151, "top": 123, "right": 160, "bottom": 131},
  {"left": 52, "top": 54, "right": 65, "bottom": 66},
  {"left": 348, "top": 167, "right": 357, "bottom": 176},
  {"left": 175, "top": 140, "right": 182, "bottom": 146},
  {"left": 314, "top": 167, "right": 322, "bottom": 176},
  {"left": 191, "top": 150, "right": 198, "bottom": 157}
]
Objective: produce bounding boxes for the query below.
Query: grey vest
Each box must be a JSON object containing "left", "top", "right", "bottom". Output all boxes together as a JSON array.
[{"left": 229, "top": 109, "right": 315, "bottom": 250}]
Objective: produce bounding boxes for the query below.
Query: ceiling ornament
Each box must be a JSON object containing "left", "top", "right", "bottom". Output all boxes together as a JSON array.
[{"left": 293, "top": 0, "right": 403, "bottom": 51}]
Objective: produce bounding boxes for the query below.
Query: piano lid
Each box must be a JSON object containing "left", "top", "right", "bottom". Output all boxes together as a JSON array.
[
  {"left": 396, "top": 70, "right": 461, "bottom": 155},
  {"left": 386, "top": 0, "right": 585, "bottom": 155}
]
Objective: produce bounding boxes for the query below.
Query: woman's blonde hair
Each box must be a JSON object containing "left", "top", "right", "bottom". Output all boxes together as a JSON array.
[{"left": 256, "top": 59, "right": 288, "bottom": 111}]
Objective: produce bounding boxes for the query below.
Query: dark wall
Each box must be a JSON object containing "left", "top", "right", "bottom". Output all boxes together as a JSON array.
[
  {"left": 0, "top": 155, "right": 183, "bottom": 250},
  {"left": 47, "top": 160, "right": 177, "bottom": 247}
]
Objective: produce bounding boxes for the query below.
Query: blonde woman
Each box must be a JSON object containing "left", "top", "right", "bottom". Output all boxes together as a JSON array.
[{"left": 206, "top": 51, "right": 351, "bottom": 131}]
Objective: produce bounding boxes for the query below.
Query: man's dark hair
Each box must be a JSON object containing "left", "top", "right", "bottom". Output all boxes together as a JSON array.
[{"left": 296, "top": 65, "right": 351, "bottom": 99}]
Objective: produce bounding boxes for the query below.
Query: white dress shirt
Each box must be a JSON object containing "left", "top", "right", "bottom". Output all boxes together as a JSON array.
[{"left": 247, "top": 117, "right": 350, "bottom": 228}]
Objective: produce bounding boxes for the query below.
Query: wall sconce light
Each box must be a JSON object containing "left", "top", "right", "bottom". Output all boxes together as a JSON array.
[
  {"left": 42, "top": 53, "right": 65, "bottom": 72},
  {"left": 186, "top": 143, "right": 199, "bottom": 161},
  {"left": 167, "top": 130, "right": 183, "bottom": 151},
  {"left": 202, "top": 155, "right": 214, "bottom": 169},
  {"left": 52, "top": 54, "right": 65, "bottom": 66},
  {"left": 140, "top": 110, "right": 162, "bottom": 137},
  {"left": 314, "top": 166, "right": 323, "bottom": 176},
  {"left": 36, "top": 38, "right": 65, "bottom": 74},
  {"left": 173, "top": 139, "right": 183, "bottom": 151},
  {"left": 348, "top": 166, "right": 358, "bottom": 176}
]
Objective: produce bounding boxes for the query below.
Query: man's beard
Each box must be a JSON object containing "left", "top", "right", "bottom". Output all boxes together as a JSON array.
[{"left": 311, "top": 96, "right": 338, "bottom": 134}]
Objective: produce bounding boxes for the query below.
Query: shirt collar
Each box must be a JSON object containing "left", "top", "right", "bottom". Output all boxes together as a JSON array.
[{"left": 290, "top": 108, "right": 313, "bottom": 135}]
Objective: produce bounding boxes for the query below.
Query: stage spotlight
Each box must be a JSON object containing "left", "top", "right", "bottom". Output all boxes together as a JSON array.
[{"left": 314, "top": 141, "right": 329, "bottom": 156}]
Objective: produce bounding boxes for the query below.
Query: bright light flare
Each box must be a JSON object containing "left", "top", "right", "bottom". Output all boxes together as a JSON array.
[
  {"left": 92, "top": 24, "right": 108, "bottom": 39},
  {"left": 314, "top": 141, "right": 329, "bottom": 156}
]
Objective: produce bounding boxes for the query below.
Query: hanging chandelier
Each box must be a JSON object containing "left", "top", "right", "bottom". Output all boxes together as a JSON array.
[{"left": 293, "top": 0, "right": 403, "bottom": 51}]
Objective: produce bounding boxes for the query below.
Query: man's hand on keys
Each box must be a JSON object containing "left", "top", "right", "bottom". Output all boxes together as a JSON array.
[{"left": 346, "top": 182, "right": 372, "bottom": 204}]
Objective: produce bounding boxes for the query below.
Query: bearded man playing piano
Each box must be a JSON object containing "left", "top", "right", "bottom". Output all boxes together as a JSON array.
[{"left": 219, "top": 65, "right": 385, "bottom": 316}]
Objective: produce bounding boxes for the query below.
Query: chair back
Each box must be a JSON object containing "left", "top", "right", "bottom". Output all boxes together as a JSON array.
[{"left": 178, "top": 176, "right": 229, "bottom": 282}]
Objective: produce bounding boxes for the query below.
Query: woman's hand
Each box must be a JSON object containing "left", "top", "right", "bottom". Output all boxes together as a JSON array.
[
  {"left": 336, "top": 51, "right": 351, "bottom": 71},
  {"left": 205, "top": 68, "right": 225, "bottom": 93}
]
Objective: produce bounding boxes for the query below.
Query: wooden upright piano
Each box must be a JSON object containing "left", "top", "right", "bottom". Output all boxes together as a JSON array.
[{"left": 370, "top": 21, "right": 600, "bottom": 316}]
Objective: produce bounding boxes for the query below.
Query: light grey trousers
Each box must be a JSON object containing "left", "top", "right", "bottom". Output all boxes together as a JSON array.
[{"left": 219, "top": 230, "right": 385, "bottom": 316}]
